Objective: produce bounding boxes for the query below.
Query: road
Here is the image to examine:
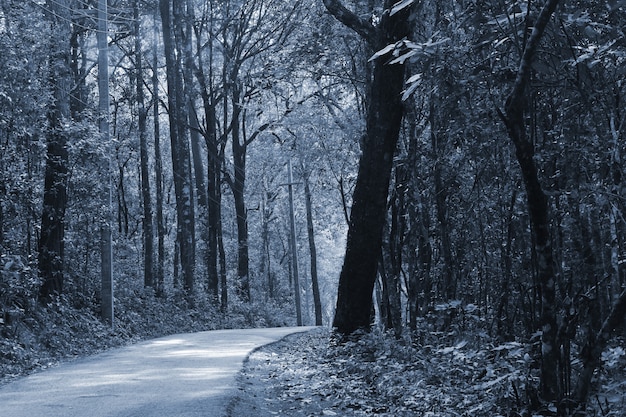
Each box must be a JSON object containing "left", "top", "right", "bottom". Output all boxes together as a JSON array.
[{"left": 0, "top": 326, "right": 314, "bottom": 417}]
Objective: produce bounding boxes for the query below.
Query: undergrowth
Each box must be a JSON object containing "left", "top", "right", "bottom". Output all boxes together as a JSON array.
[{"left": 238, "top": 324, "right": 626, "bottom": 417}]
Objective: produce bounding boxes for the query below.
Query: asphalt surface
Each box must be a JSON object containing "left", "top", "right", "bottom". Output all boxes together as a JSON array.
[{"left": 0, "top": 326, "right": 315, "bottom": 417}]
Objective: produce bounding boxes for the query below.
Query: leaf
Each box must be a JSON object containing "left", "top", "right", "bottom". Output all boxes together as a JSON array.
[
  {"left": 389, "top": 49, "right": 418, "bottom": 65},
  {"left": 368, "top": 43, "right": 397, "bottom": 62},
  {"left": 402, "top": 73, "right": 422, "bottom": 101},
  {"left": 390, "top": 0, "right": 414, "bottom": 16}
]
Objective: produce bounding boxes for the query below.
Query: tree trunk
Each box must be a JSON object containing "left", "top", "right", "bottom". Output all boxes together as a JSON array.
[
  {"left": 501, "top": 0, "right": 561, "bottom": 403},
  {"left": 135, "top": 0, "right": 154, "bottom": 289},
  {"left": 192, "top": 13, "right": 220, "bottom": 299},
  {"left": 38, "top": 0, "right": 72, "bottom": 301},
  {"left": 304, "top": 174, "right": 323, "bottom": 326},
  {"left": 287, "top": 161, "right": 302, "bottom": 325},
  {"left": 183, "top": 0, "right": 207, "bottom": 214},
  {"left": 430, "top": 101, "right": 456, "bottom": 301},
  {"left": 324, "top": 0, "right": 410, "bottom": 334},
  {"left": 575, "top": 288, "right": 626, "bottom": 413},
  {"left": 98, "top": 0, "right": 113, "bottom": 326},
  {"left": 160, "top": 0, "right": 195, "bottom": 294},
  {"left": 153, "top": 11, "right": 165, "bottom": 297},
  {"left": 230, "top": 84, "right": 250, "bottom": 302}
]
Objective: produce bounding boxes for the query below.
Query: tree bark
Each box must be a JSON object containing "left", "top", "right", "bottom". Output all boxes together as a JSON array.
[
  {"left": 501, "top": 0, "right": 562, "bottom": 403},
  {"left": 229, "top": 83, "right": 250, "bottom": 302},
  {"left": 38, "top": 0, "right": 72, "bottom": 301},
  {"left": 324, "top": 0, "right": 410, "bottom": 334},
  {"left": 160, "top": 0, "right": 195, "bottom": 294},
  {"left": 152, "top": 11, "right": 165, "bottom": 297},
  {"left": 304, "top": 174, "right": 323, "bottom": 326},
  {"left": 192, "top": 10, "right": 220, "bottom": 299},
  {"left": 135, "top": 0, "right": 154, "bottom": 290},
  {"left": 575, "top": 288, "right": 626, "bottom": 413}
]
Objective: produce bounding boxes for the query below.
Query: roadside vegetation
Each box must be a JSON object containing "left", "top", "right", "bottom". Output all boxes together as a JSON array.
[{"left": 235, "top": 324, "right": 626, "bottom": 417}]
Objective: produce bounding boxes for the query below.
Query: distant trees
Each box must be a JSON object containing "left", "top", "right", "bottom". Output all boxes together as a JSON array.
[{"left": 0, "top": 0, "right": 340, "bottom": 331}]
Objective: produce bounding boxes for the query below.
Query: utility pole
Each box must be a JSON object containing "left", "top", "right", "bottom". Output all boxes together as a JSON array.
[
  {"left": 286, "top": 160, "right": 302, "bottom": 326},
  {"left": 98, "top": 0, "right": 113, "bottom": 328}
]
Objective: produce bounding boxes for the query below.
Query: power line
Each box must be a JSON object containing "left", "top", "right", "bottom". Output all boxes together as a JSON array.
[{"left": 28, "top": 0, "right": 135, "bottom": 35}]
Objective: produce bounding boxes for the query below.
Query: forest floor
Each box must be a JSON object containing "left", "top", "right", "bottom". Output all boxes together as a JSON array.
[
  {"left": 2, "top": 295, "right": 626, "bottom": 416},
  {"left": 229, "top": 327, "right": 626, "bottom": 417}
]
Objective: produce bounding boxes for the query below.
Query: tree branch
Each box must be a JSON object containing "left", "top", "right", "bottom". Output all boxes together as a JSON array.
[
  {"left": 322, "top": 0, "right": 377, "bottom": 45},
  {"left": 505, "top": 0, "right": 561, "bottom": 117}
]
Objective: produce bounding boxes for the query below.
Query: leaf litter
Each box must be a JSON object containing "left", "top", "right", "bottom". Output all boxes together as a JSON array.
[{"left": 229, "top": 327, "right": 626, "bottom": 416}]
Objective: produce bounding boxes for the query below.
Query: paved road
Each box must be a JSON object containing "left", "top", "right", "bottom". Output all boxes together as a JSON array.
[{"left": 0, "top": 327, "right": 314, "bottom": 417}]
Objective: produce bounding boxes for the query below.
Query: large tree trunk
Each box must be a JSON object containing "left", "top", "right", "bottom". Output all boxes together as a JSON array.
[
  {"left": 160, "top": 0, "right": 195, "bottom": 294},
  {"left": 324, "top": 0, "right": 410, "bottom": 334},
  {"left": 501, "top": 0, "right": 561, "bottom": 403},
  {"left": 38, "top": 0, "right": 72, "bottom": 301}
]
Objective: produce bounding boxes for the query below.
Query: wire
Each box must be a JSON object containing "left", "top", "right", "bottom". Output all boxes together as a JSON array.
[{"left": 28, "top": 0, "right": 134, "bottom": 35}]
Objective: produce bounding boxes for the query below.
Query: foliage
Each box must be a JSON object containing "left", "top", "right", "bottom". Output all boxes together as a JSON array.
[{"left": 235, "top": 324, "right": 626, "bottom": 417}]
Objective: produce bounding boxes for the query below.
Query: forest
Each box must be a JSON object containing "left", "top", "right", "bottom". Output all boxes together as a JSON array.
[{"left": 1, "top": 0, "right": 625, "bottom": 415}]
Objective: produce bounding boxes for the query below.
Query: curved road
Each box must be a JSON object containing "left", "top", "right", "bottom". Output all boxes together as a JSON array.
[{"left": 0, "top": 327, "right": 314, "bottom": 417}]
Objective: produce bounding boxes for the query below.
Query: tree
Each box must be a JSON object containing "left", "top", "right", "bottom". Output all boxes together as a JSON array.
[
  {"left": 151, "top": 7, "right": 166, "bottom": 297},
  {"left": 303, "top": 167, "right": 323, "bottom": 326},
  {"left": 322, "top": 0, "right": 412, "bottom": 334},
  {"left": 160, "top": 0, "right": 196, "bottom": 294},
  {"left": 499, "top": 0, "right": 561, "bottom": 404},
  {"left": 134, "top": 0, "right": 154, "bottom": 290},
  {"left": 190, "top": 0, "right": 222, "bottom": 301},
  {"left": 38, "top": 0, "right": 73, "bottom": 301}
]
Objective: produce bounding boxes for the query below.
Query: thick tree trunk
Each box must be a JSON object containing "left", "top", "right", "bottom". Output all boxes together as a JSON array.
[
  {"left": 160, "top": 0, "right": 195, "bottom": 294},
  {"left": 501, "top": 0, "right": 561, "bottom": 403},
  {"left": 328, "top": 0, "right": 410, "bottom": 334},
  {"left": 38, "top": 0, "right": 72, "bottom": 301}
]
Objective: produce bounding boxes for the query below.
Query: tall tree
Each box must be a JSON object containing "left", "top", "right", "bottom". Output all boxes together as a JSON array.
[
  {"left": 322, "top": 0, "right": 412, "bottom": 334},
  {"left": 152, "top": 9, "right": 166, "bottom": 296},
  {"left": 134, "top": 0, "right": 154, "bottom": 289},
  {"left": 38, "top": 0, "right": 72, "bottom": 301},
  {"left": 303, "top": 168, "right": 323, "bottom": 326},
  {"left": 500, "top": 0, "right": 561, "bottom": 404},
  {"left": 160, "top": 0, "right": 196, "bottom": 294},
  {"left": 219, "top": 0, "right": 302, "bottom": 302}
]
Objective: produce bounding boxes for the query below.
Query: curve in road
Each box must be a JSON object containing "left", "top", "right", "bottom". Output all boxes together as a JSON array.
[{"left": 0, "top": 326, "right": 315, "bottom": 417}]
